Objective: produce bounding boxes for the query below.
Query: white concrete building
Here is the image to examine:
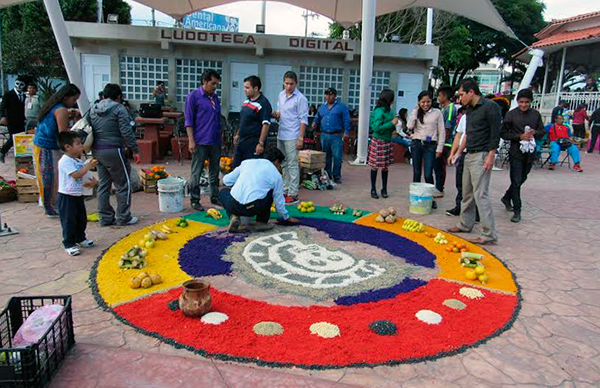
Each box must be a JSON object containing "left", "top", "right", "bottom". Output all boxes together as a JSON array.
[{"left": 66, "top": 22, "right": 438, "bottom": 116}]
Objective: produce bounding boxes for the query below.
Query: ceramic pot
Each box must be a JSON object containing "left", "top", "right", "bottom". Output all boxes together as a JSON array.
[{"left": 179, "top": 279, "right": 212, "bottom": 317}]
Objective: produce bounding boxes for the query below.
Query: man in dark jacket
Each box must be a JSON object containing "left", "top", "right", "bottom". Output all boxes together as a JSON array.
[
  {"left": 551, "top": 101, "right": 569, "bottom": 124},
  {"left": 500, "top": 89, "right": 545, "bottom": 223},
  {"left": 90, "top": 83, "right": 140, "bottom": 227},
  {"left": 0, "top": 76, "right": 28, "bottom": 163}
]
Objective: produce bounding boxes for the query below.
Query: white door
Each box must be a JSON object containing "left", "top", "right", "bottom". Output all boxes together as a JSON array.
[
  {"left": 264, "top": 64, "right": 292, "bottom": 110},
  {"left": 229, "top": 62, "right": 259, "bottom": 112},
  {"left": 396, "top": 73, "right": 424, "bottom": 113},
  {"left": 82, "top": 54, "right": 111, "bottom": 105}
]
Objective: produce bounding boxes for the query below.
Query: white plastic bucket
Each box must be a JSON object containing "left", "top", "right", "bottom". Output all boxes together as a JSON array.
[
  {"left": 409, "top": 183, "right": 435, "bottom": 215},
  {"left": 157, "top": 177, "right": 185, "bottom": 213}
]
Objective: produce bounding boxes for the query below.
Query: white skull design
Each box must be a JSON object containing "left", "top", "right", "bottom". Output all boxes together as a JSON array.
[{"left": 243, "top": 232, "right": 385, "bottom": 289}]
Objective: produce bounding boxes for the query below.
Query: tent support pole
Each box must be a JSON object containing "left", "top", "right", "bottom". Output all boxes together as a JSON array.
[
  {"left": 555, "top": 46, "right": 567, "bottom": 108},
  {"left": 351, "top": 0, "right": 377, "bottom": 165},
  {"left": 43, "top": 0, "right": 90, "bottom": 113}
]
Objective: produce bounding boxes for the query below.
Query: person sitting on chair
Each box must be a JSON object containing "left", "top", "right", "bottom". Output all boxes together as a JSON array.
[
  {"left": 548, "top": 114, "right": 583, "bottom": 172},
  {"left": 219, "top": 147, "right": 300, "bottom": 233}
]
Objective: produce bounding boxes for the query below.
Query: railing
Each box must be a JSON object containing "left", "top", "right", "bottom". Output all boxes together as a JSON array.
[{"left": 532, "top": 92, "right": 600, "bottom": 113}]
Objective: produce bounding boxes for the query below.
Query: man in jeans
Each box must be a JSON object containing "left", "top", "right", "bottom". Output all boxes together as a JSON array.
[
  {"left": 500, "top": 88, "right": 545, "bottom": 223},
  {"left": 186, "top": 69, "right": 222, "bottom": 211},
  {"left": 312, "top": 87, "right": 351, "bottom": 183},
  {"left": 273, "top": 71, "right": 308, "bottom": 204},
  {"left": 448, "top": 78, "right": 501, "bottom": 244},
  {"left": 433, "top": 86, "right": 458, "bottom": 197}
]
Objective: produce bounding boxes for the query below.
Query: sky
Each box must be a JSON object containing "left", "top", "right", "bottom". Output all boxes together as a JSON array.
[{"left": 126, "top": 0, "right": 599, "bottom": 36}]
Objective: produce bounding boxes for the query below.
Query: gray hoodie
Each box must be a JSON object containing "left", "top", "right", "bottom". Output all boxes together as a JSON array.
[{"left": 90, "top": 99, "right": 139, "bottom": 153}]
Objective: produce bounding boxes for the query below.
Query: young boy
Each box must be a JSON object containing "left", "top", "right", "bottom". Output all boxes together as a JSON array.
[{"left": 58, "top": 132, "right": 98, "bottom": 256}]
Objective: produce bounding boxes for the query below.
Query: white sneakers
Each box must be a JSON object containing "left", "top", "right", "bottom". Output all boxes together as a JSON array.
[{"left": 66, "top": 239, "right": 96, "bottom": 256}]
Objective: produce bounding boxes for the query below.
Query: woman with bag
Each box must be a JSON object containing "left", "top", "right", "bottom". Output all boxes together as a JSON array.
[
  {"left": 90, "top": 84, "right": 141, "bottom": 227},
  {"left": 33, "top": 83, "right": 81, "bottom": 217},
  {"left": 548, "top": 114, "right": 583, "bottom": 172}
]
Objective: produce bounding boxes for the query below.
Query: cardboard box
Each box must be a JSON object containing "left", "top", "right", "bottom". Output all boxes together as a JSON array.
[{"left": 298, "top": 150, "right": 326, "bottom": 170}]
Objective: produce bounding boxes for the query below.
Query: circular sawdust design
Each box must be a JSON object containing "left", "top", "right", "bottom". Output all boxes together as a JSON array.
[{"left": 92, "top": 213, "right": 521, "bottom": 369}]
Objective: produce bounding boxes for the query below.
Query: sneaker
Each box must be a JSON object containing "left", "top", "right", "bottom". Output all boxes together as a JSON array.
[
  {"left": 445, "top": 207, "right": 460, "bottom": 217},
  {"left": 0, "top": 152, "right": 5, "bottom": 164},
  {"left": 46, "top": 214, "right": 59, "bottom": 219},
  {"left": 433, "top": 189, "right": 444, "bottom": 198},
  {"left": 501, "top": 197, "right": 513, "bottom": 212},
  {"left": 191, "top": 202, "right": 205, "bottom": 211},
  {"left": 334, "top": 178, "right": 342, "bottom": 184},
  {"left": 285, "top": 196, "right": 299, "bottom": 204},
  {"left": 118, "top": 216, "right": 139, "bottom": 226},
  {"left": 65, "top": 247, "right": 81, "bottom": 256},
  {"left": 548, "top": 163, "right": 556, "bottom": 171},
  {"left": 99, "top": 221, "right": 115, "bottom": 227},
  {"left": 77, "top": 239, "right": 95, "bottom": 248},
  {"left": 511, "top": 212, "right": 521, "bottom": 223},
  {"left": 228, "top": 214, "right": 241, "bottom": 233},
  {"left": 573, "top": 163, "right": 583, "bottom": 172},
  {"left": 586, "top": 150, "right": 592, "bottom": 154}
]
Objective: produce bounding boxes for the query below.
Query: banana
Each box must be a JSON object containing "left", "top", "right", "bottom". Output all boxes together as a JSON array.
[{"left": 161, "top": 224, "right": 175, "bottom": 234}]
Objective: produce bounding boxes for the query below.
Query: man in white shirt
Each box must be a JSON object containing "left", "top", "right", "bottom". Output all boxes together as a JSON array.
[
  {"left": 272, "top": 71, "right": 309, "bottom": 204},
  {"left": 219, "top": 147, "right": 300, "bottom": 233}
]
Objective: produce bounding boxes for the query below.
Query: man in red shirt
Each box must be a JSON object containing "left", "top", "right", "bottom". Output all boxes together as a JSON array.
[{"left": 548, "top": 114, "right": 583, "bottom": 172}]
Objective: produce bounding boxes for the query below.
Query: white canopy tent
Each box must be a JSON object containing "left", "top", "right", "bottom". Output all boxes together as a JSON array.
[{"left": 0, "top": 0, "right": 517, "bottom": 163}]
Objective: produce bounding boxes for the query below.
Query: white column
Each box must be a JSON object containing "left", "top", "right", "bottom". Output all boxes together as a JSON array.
[
  {"left": 352, "top": 0, "right": 377, "bottom": 165},
  {"left": 261, "top": 1, "right": 266, "bottom": 26},
  {"left": 425, "top": 8, "right": 434, "bottom": 45},
  {"left": 44, "top": 0, "right": 90, "bottom": 113},
  {"left": 97, "top": 0, "right": 103, "bottom": 23},
  {"left": 510, "top": 48, "right": 544, "bottom": 109},
  {"left": 555, "top": 47, "right": 567, "bottom": 108},
  {"left": 540, "top": 57, "right": 549, "bottom": 109}
]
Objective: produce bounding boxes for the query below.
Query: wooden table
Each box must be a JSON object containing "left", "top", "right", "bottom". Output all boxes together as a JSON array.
[
  {"left": 161, "top": 106, "right": 175, "bottom": 112},
  {"left": 134, "top": 117, "right": 167, "bottom": 158}
]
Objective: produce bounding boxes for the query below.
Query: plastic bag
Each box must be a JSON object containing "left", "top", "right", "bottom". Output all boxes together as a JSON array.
[{"left": 12, "top": 305, "right": 64, "bottom": 347}]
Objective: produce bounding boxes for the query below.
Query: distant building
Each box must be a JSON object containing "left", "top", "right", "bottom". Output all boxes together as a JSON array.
[{"left": 465, "top": 63, "right": 513, "bottom": 95}]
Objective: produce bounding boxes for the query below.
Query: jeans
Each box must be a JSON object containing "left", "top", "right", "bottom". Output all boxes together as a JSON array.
[
  {"left": 321, "top": 133, "right": 344, "bottom": 180},
  {"left": 93, "top": 148, "right": 133, "bottom": 225},
  {"left": 587, "top": 124, "right": 600, "bottom": 153},
  {"left": 233, "top": 137, "right": 261, "bottom": 169},
  {"left": 455, "top": 152, "right": 466, "bottom": 209},
  {"left": 502, "top": 153, "right": 535, "bottom": 213},
  {"left": 218, "top": 188, "right": 273, "bottom": 224},
  {"left": 190, "top": 144, "right": 221, "bottom": 204},
  {"left": 391, "top": 137, "right": 411, "bottom": 147},
  {"left": 572, "top": 123, "right": 585, "bottom": 138},
  {"left": 550, "top": 142, "right": 581, "bottom": 164},
  {"left": 410, "top": 140, "right": 436, "bottom": 184},
  {"left": 58, "top": 193, "right": 87, "bottom": 248},
  {"left": 277, "top": 139, "right": 300, "bottom": 197},
  {"left": 458, "top": 152, "right": 498, "bottom": 242},
  {"left": 433, "top": 147, "right": 450, "bottom": 192}
]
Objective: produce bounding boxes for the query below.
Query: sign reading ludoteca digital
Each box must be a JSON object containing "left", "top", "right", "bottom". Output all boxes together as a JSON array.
[{"left": 160, "top": 29, "right": 354, "bottom": 53}]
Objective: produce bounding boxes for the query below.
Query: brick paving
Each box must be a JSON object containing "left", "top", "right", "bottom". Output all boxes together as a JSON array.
[{"left": 1, "top": 151, "right": 600, "bottom": 388}]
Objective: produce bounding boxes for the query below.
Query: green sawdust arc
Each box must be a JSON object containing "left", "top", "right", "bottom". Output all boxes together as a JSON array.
[{"left": 184, "top": 205, "right": 371, "bottom": 227}]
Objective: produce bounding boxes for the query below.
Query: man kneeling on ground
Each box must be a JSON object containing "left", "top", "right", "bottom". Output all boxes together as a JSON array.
[
  {"left": 548, "top": 114, "right": 583, "bottom": 172},
  {"left": 219, "top": 147, "right": 300, "bottom": 233}
]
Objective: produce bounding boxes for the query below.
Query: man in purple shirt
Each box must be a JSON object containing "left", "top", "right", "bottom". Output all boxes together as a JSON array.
[{"left": 185, "top": 69, "right": 222, "bottom": 211}]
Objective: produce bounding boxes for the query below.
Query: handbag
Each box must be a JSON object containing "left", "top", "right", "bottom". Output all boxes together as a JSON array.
[
  {"left": 552, "top": 125, "right": 572, "bottom": 150},
  {"left": 71, "top": 110, "right": 94, "bottom": 152}
]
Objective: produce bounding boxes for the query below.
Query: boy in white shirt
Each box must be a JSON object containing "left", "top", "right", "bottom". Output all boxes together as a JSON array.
[{"left": 57, "top": 132, "right": 98, "bottom": 256}]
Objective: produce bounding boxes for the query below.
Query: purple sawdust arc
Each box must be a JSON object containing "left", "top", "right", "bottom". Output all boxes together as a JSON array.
[{"left": 178, "top": 233, "right": 247, "bottom": 277}]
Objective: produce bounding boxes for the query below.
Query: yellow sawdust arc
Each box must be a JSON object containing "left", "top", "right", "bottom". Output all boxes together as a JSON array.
[
  {"left": 354, "top": 214, "right": 518, "bottom": 294},
  {"left": 96, "top": 219, "right": 216, "bottom": 307}
]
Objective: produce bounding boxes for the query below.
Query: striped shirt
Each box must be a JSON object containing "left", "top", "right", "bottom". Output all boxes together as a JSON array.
[{"left": 239, "top": 93, "right": 272, "bottom": 141}]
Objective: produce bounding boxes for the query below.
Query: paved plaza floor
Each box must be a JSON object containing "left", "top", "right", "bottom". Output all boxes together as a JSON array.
[{"left": 1, "top": 150, "right": 599, "bottom": 388}]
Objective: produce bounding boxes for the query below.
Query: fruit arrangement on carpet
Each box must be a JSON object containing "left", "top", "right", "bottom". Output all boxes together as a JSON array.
[{"left": 92, "top": 205, "right": 520, "bottom": 369}]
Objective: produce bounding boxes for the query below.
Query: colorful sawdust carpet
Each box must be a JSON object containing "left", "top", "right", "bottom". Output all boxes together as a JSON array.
[{"left": 91, "top": 206, "right": 520, "bottom": 369}]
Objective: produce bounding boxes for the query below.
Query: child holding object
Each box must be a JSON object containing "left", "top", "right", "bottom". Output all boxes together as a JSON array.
[
  {"left": 58, "top": 132, "right": 98, "bottom": 256},
  {"left": 368, "top": 89, "right": 398, "bottom": 199}
]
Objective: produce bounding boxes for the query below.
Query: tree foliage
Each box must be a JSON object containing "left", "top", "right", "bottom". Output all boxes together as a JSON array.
[
  {"left": 329, "top": 0, "right": 547, "bottom": 87},
  {"left": 1, "top": 0, "right": 131, "bottom": 81}
]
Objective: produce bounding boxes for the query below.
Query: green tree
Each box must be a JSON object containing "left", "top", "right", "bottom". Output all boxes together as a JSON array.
[
  {"left": 1, "top": 0, "right": 131, "bottom": 81},
  {"left": 329, "top": 0, "right": 547, "bottom": 88}
]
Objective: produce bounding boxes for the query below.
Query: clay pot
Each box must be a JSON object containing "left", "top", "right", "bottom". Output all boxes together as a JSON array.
[{"left": 179, "top": 279, "right": 212, "bottom": 317}]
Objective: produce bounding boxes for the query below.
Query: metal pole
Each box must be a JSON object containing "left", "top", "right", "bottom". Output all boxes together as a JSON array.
[
  {"left": 97, "top": 0, "right": 103, "bottom": 23},
  {"left": 304, "top": 10, "right": 308, "bottom": 37},
  {"left": 555, "top": 47, "right": 567, "bottom": 108},
  {"left": 352, "top": 0, "right": 377, "bottom": 165},
  {"left": 540, "top": 57, "right": 549, "bottom": 109},
  {"left": 510, "top": 49, "right": 544, "bottom": 109},
  {"left": 43, "top": 0, "right": 90, "bottom": 113},
  {"left": 425, "top": 8, "right": 434, "bottom": 45},
  {"left": 0, "top": 12, "right": 4, "bottom": 96},
  {"left": 151, "top": 8, "right": 156, "bottom": 27},
  {"left": 260, "top": 1, "right": 266, "bottom": 27}
]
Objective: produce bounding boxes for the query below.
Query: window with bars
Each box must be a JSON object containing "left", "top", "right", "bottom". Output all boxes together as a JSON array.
[
  {"left": 176, "top": 59, "right": 224, "bottom": 103},
  {"left": 347, "top": 69, "right": 391, "bottom": 110},
  {"left": 299, "top": 66, "right": 344, "bottom": 108},
  {"left": 119, "top": 56, "right": 169, "bottom": 101}
]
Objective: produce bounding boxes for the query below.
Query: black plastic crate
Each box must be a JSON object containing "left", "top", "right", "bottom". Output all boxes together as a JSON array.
[{"left": 0, "top": 296, "right": 75, "bottom": 388}]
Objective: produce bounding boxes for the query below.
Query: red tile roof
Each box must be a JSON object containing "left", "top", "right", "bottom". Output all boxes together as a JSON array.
[
  {"left": 532, "top": 25, "right": 600, "bottom": 48},
  {"left": 536, "top": 11, "right": 600, "bottom": 39}
]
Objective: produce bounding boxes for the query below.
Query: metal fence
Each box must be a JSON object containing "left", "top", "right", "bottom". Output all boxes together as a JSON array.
[{"left": 532, "top": 92, "right": 600, "bottom": 113}]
